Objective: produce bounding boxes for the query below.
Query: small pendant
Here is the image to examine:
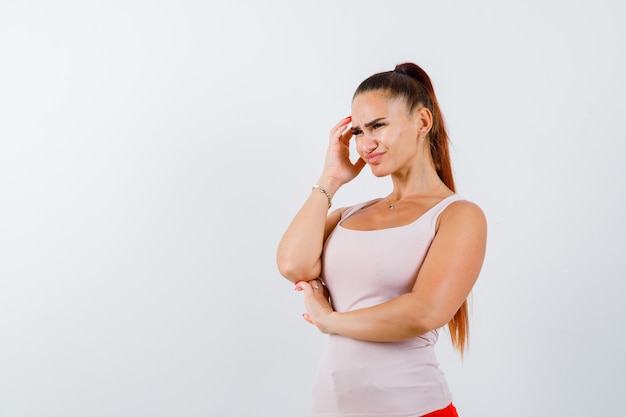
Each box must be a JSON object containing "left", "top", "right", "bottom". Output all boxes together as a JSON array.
[{"left": 385, "top": 197, "right": 395, "bottom": 210}]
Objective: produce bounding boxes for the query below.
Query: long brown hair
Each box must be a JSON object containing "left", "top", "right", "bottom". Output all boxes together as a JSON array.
[{"left": 353, "top": 63, "right": 469, "bottom": 354}]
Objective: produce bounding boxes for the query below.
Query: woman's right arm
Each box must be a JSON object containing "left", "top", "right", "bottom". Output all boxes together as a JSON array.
[
  {"left": 276, "top": 187, "right": 346, "bottom": 283},
  {"left": 276, "top": 116, "right": 365, "bottom": 283}
]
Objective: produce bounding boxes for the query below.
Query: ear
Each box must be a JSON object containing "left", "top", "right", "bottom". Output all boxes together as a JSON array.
[{"left": 413, "top": 107, "right": 433, "bottom": 138}]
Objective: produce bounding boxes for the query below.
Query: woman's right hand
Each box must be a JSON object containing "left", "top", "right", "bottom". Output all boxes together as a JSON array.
[{"left": 319, "top": 116, "right": 366, "bottom": 190}]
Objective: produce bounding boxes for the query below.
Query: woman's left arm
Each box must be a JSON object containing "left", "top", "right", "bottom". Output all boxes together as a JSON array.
[{"left": 297, "top": 201, "right": 487, "bottom": 342}]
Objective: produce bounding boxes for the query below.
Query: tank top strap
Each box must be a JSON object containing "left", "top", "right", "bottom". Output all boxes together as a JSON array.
[
  {"left": 428, "top": 194, "right": 467, "bottom": 225},
  {"left": 340, "top": 199, "right": 379, "bottom": 221},
  {"left": 434, "top": 194, "right": 466, "bottom": 211}
]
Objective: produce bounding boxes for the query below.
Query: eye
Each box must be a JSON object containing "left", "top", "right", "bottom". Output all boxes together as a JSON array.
[
  {"left": 351, "top": 129, "right": 363, "bottom": 136},
  {"left": 372, "top": 123, "right": 384, "bottom": 129}
]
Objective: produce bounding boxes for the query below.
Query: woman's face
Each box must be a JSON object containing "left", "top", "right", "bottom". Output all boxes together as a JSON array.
[{"left": 351, "top": 90, "right": 422, "bottom": 177}]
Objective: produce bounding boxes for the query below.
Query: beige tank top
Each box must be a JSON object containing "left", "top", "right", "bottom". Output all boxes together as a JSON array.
[{"left": 311, "top": 194, "right": 465, "bottom": 416}]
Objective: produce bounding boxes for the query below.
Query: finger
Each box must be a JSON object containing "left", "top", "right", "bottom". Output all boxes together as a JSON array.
[
  {"left": 330, "top": 116, "right": 352, "bottom": 143},
  {"left": 339, "top": 128, "right": 353, "bottom": 146},
  {"left": 303, "top": 279, "right": 322, "bottom": 290},
  {"left": 296, "top": 280, "right": 313, "bottom": 295},
  {"left": 302, "top": 313, "right": 313, "bottom": 324},
  {"left": 334, "top": 115, "right": 351, "bottom": 129}
]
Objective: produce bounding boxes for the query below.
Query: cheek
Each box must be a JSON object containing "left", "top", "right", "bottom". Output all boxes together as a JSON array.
[
  {"left": 377, "top": 130, "right": 394, "bottom": 146},
  {"left": 354, "top": 137, "right": 366, "bottom": 154}
]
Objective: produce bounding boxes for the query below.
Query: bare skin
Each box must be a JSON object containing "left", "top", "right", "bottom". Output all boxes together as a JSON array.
[{"left": 277, "top": 90, "right": 487, "bottom": 342}]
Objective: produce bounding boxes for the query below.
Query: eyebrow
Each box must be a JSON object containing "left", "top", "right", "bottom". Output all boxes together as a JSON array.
[{"left": 351, "top": 117, "right": 386, "bottom": 132}]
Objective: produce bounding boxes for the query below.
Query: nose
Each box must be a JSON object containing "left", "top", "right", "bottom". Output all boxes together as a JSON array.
[{"left": 358, "top": 134, "right": 378, "bottom": 155}]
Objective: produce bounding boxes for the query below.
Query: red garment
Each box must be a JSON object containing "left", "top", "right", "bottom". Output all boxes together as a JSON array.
[{"left": 422, "top": 403, "right": 459, "bottom": 417}]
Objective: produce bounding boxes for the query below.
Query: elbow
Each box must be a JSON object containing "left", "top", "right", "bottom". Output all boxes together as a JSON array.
[
  {"left": 276, "top": 256, "right": 319, "bottom": 283},
  {"left": 406, "top": 310, "right": 443, "bottom": 337},
  {"left": 402, "top": 294, "right": 457, "bottom": 337},
  {"left": 276, "top": 261, "right": 302, "bottom": 283},
  {"left": 407, "top": 317, "right": 431, "bottom": 337}
]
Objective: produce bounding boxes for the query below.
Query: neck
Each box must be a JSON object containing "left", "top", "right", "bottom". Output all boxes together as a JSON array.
[
  {"left": 388, "top": 160, "right": 447, "bottom": 201},
  {"left": 385, "top": 138, "right": 453, "bottom": 205}
]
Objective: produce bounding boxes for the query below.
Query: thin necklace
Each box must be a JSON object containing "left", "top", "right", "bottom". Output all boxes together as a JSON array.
[{"left": 385, "top": 183, "right": 448, "bottom": 211}]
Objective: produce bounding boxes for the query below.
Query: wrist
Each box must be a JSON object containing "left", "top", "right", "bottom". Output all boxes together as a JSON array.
[
  {"left": 315, "top": 176, "right": 343, "bottom": 196},
  {"left": 312, "top": 184, "right": 332, "bottom": 209},
  {"left": 322, "top": 311, "right": 341, "bottom": 335}
]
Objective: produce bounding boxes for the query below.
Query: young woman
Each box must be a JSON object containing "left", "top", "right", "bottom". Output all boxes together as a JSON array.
[{"left": 276, "top": 63, "right": 487, "bottom": 417}]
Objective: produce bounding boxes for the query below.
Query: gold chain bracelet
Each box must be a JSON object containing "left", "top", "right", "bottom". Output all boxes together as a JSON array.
[{"left": 312, "top": 184, "right": 332, "bottom": 208}]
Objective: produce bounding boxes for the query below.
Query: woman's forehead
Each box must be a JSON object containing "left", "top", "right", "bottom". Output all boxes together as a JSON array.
[{"left": 351, "top": 91, "right": 409, "bottom": 119}]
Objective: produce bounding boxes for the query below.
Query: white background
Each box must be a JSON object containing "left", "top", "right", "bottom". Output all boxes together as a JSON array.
[{"left": 1, "top": 1, "right": 625, "bottom": 416}]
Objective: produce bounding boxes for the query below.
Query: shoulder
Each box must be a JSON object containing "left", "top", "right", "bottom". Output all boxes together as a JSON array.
[{"left": 436, "top": 199, "right": 487, "bottom": 234}]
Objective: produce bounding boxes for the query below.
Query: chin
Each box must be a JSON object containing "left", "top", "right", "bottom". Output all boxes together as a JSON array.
[{"left": 369, "top": 166, "right": 391, "bottom": 178}]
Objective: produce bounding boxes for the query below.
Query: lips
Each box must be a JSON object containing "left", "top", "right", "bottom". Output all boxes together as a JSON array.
[{"left": 366, "top": 152, "right": 384, "bottom": 164}]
